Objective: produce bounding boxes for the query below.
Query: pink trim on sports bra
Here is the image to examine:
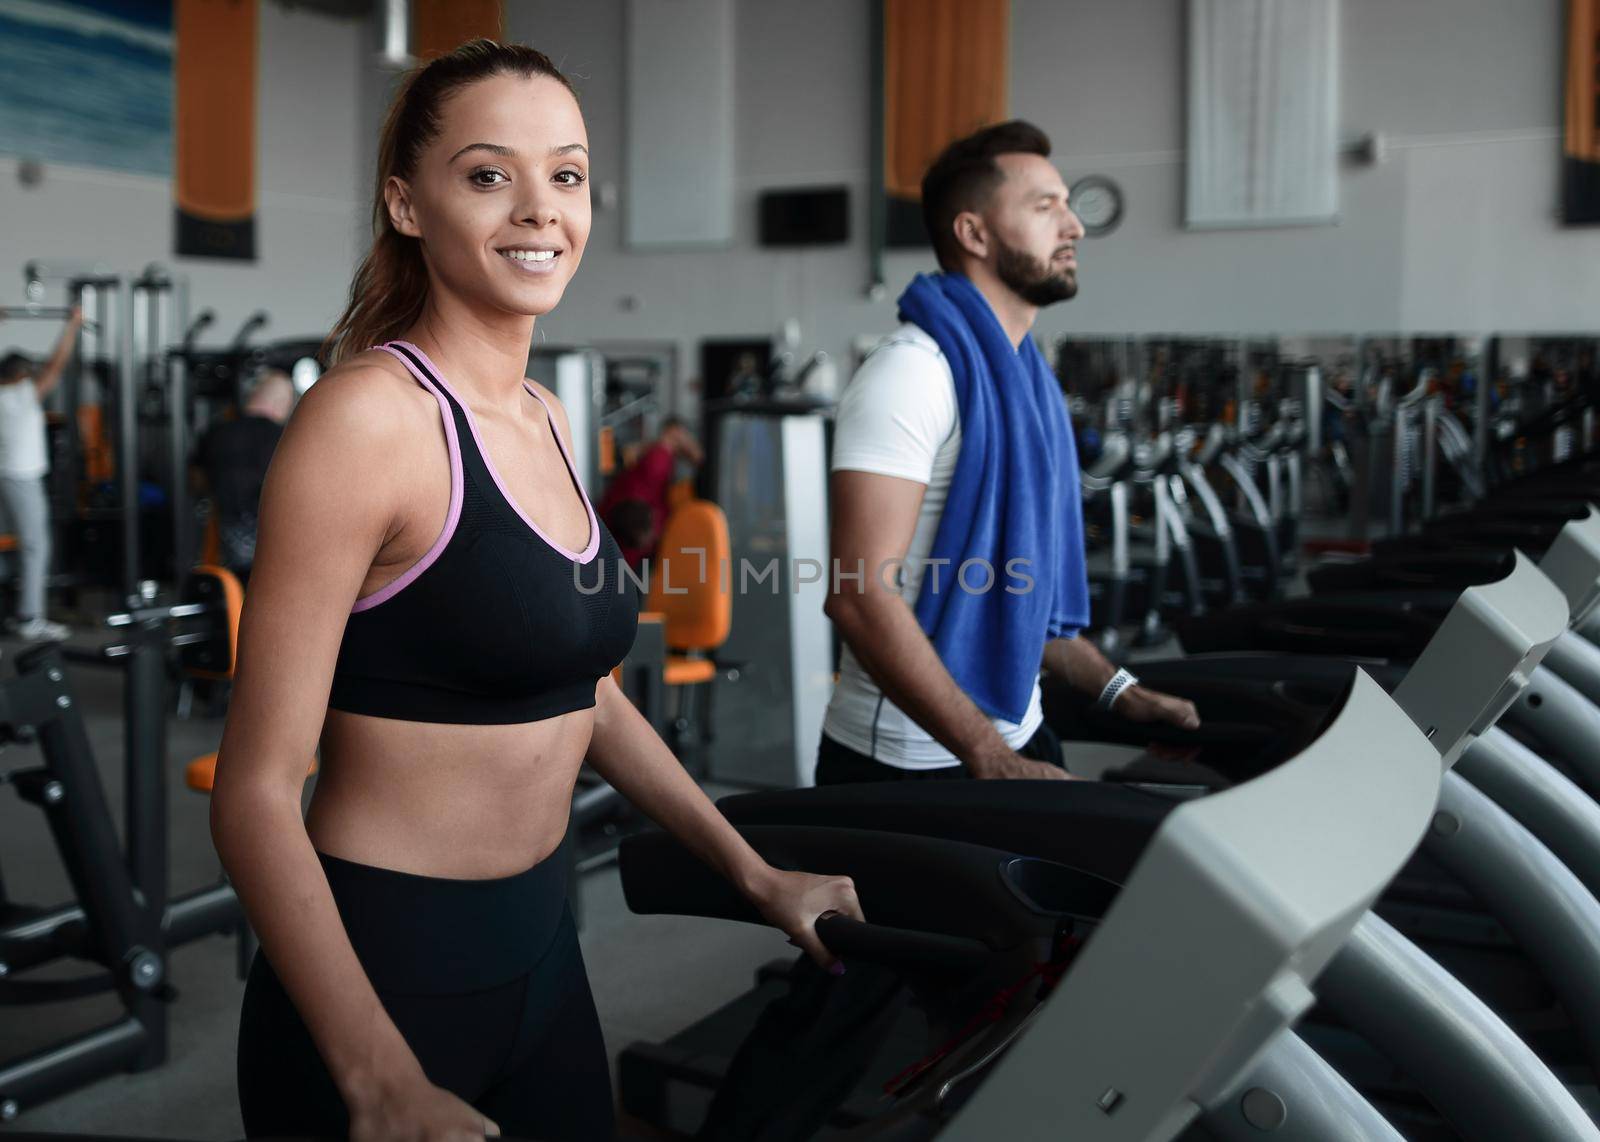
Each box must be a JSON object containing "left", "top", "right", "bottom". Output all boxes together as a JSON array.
[
  {"left": 389, "top": 340, "right": 601, "bottom": 565},
  {"left": 351, "top": 345, "right": 466, "bottom": 612},
  {"left": 520, "top": 381, "right": 602, "bottom": 562}
]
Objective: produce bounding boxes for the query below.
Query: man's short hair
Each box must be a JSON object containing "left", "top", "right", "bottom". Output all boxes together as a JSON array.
[
  {"left": 0, "top": 352, "right": 34, "bottom": 382},
  {"left": 921, "top": 120, "right": 1053, "bottom": 271}
]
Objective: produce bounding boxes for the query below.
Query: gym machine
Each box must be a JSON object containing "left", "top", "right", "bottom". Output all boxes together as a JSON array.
[
  {"left": 21, "top": 260, "right": 300, "bottom": 600},
  {"left": 0, "top": 578, "right": 246, "bottom": 1122},
  {"left": 620, "top": 674, "right": 1446, "bottom": 1139},
  {"left": 20, "top": 263, "right": 195, "bottom": 599},
  {"left": 1087, "top": 506, "right": 1600, "bottom": 1124}
]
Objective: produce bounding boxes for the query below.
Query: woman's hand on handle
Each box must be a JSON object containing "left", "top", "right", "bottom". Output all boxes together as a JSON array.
[
  {"left": 346, "top": 1067, "right": 500, "bottom": 1141},
  {"left": 748, "top": 867, "right": 864, "bottom": 973}
]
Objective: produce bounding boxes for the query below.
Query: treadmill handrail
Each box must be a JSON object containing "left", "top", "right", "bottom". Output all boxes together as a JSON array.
[
  {"left": 1217, "top": 451, "right": 1274, "bottom": 527},
  {"left": 813, "top": 914, "right": 993, "bottom": 976},
  {"left": 1085, "top": 434, "right": 1133, "bottom": 484}
]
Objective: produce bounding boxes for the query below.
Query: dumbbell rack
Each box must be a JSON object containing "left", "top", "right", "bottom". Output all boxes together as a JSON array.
[{"left": 0, "top": 600, "right": 243, "bottom": 1122}]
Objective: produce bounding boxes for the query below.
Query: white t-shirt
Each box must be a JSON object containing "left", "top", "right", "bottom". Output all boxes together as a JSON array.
[
  {"left": 822, "top": 323, "right": 1044, "bottom": 768},
  {"left": 0, "top": 380, "right": 49, "bottom": 478}
]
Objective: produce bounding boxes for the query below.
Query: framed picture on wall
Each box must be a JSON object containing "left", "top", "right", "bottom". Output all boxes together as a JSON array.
[{"left": 0, "top": 1, "right": 173, "bottom": 178}]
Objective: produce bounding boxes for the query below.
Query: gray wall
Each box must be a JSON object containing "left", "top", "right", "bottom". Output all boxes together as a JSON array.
[
  {"left": 3, "top": 0, "right": 1594, "bottom": 386},
  {"left": 1016, "top": 0, "right": 1594, "bottom": 340}
]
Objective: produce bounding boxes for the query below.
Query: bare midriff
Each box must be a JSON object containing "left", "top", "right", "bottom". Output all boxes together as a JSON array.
[
  {"left": 306, "top": 704, "right": 595, "bottom": 880},
  {"left": 300, "top": 362, "right": 601, "bottom": 881}
]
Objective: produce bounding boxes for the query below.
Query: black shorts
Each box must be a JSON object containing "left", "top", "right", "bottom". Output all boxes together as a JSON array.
[{"left": 813, "top": 719, "right": 1065, "bottom": 785}]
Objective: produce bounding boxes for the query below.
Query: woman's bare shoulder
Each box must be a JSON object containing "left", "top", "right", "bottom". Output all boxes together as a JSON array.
[{"left": 286, "top": 349, "right": 437, "bottom": 449}]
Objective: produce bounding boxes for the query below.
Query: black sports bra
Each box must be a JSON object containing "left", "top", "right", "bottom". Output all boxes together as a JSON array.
[{"left": 326, "top": 341, "right": 638, "bottom": 724}]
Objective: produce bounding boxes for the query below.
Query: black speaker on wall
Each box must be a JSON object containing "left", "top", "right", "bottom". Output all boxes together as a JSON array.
[{"left": 758, "top": 186, "right": 850, "bottom": 247}]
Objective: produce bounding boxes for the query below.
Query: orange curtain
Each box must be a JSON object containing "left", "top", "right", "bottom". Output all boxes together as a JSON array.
[
  {"left": 174, "top": 0, "right": 257, "bottom": 259},
  {"left": 884, "top": 0, "right": 1009, "bottom": 201},
  {"left": 414, "top": 0, "right": 503, "bottom": 59},
  {"left": 1565, "top": 0, "right": 1600, "bottom": 223},
  {"left": 1568, "top": 0, "right": 1600, "bottom": 162}
]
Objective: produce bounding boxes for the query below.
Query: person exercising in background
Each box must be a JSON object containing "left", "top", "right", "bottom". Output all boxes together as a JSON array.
[
  {"left": 598, "top": 416, "right": 704, "bottom": 565},
  {"left": 821, "top": 120, "right": 1198, "bottom": 787},
  {"left": 697, "top": 121, "right": 1200, "bottom": 1142},
  {"left": 191, "top": 369, "right": 295, "bottom": 584},
  {"left": 0, "top": 305, "right": 82, "bottom": 643}
]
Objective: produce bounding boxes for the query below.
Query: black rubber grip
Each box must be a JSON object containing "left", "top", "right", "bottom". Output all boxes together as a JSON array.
[{"left": 814, "top": 914, "right": 992, "bottom": 975}]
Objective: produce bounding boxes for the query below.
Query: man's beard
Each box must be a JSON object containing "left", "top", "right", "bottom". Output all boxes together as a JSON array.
[{"left": 994, "top": 238, "right": 1077, "bottom": 306}]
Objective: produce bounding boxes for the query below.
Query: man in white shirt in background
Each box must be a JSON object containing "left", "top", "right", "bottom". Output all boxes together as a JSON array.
[
  {"left": 0, "top": 306, "right": 82, "bottom": 643},
  {"left": 820, "top": 120, "right": 1197, "bottom": 786},
  {"left": 697, "top": 122, "right": 1201, "bottom": 1142}
]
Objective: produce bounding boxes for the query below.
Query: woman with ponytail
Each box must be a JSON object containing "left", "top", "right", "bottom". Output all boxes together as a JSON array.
[{"left": 209, "top": 41, "right": 861, "bottom": 1141}]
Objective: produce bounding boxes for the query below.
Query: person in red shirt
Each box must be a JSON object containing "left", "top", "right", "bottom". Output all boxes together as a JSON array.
[{"left": 599, "top": 417, "right": 703, "bottom": 567}]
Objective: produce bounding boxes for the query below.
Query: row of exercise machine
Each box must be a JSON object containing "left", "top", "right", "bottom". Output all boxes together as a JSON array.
[
  {"left": 1067, "top": 333, "right": 1598, "bottom": 651},
  {"left": 3, "top": 325, "right": 1600, "bottom": 1137}
]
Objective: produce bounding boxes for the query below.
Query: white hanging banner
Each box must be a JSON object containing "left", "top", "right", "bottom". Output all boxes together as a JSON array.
[
  {"left": 625, "top": 0, "right": 735, "bottom": 248},
  {"left": 1186, "top": 0, "right": 1339, "bottom": 228}
]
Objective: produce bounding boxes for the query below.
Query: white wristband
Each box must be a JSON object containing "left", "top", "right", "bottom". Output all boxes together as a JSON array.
[{"left": 1095, "top": 667, "right": 1139, "bottom": 711}]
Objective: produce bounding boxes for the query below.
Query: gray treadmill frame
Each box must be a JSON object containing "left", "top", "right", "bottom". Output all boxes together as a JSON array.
[
  {"left": 941, "top": 671, "right": 1439, "bottom": 1141},
  {"left": 946, "top": 553, "right": 1595, "bottom": 1141}
]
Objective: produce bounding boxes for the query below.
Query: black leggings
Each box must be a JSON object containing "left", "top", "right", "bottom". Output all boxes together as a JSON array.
[{"left": 236, "top": 839, "right": 614, "bottom": 1141}]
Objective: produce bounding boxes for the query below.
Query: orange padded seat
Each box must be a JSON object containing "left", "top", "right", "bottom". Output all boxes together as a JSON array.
[
  {"left": 186, "top": 751, "right": 317, "bottom": 794},
  {"left": 642, "top": 502, "right": 731, "bottom": 751},
  {"left": 0, "top": 535, "right": 15, "bottom": 553},
  {"left": 185, "top": 753, "right": 219, "bottom": 793},
  {"left": 645, "top": 500, "right": 732, "bottom": 653},
  {"left": 663, "top": 657, "right": 716, "bottom": 685}
]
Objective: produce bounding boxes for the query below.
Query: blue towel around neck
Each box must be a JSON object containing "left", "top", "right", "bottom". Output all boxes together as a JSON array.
[{"left": 897, "top": 272, "right": 1089, "bottom": 724}]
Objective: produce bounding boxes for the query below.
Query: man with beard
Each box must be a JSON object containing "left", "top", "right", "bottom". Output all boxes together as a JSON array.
[
  {"left": 695, "top": 121, "right": 1199, "bottom": 1142},
  {"left": 818, "top": 119, "right": 1198, "bottom": 789}
]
